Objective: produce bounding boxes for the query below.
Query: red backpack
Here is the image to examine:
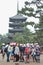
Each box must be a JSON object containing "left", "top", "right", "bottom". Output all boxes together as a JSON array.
[{"left": 25, "top": 47, "right": 29, "bottom": 54}]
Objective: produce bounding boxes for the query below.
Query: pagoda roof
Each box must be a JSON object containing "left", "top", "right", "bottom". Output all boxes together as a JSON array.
[{"left": 10, "top": 14, "right": 27, "bottom": 20}]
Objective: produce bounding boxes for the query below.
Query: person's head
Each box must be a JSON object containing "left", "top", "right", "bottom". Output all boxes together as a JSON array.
[
  {"left": 7, "top": 43, "right": 10, "bottom": 45},
  {"left": 16, "top": 43, "right": 19, "bottom": 47},
  {"left": 2, "top": 43, "right": 5, "bottom": 46},
  {"left": 10, "top": 45, "right": 13, "bottom": 47}
]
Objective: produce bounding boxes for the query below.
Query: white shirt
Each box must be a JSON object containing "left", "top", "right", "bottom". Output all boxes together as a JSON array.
[{"left": 15, "top": 46, "right": 20, "bottom": 55}]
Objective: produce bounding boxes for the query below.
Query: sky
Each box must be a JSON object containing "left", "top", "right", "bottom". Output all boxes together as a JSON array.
[{"left": 0, "top": 0, "right": 39, "bottom": 35}]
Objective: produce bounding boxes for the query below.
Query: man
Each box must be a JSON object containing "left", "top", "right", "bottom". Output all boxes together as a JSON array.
[
  {"left": 5, "top": 43, "right": 11, "bottom": 62},
  {"left": 1, "top": 43, "right": 5, "bottom": 59},
  {"left": 36, "top": 45, "right": 40, "bottom": 63}
]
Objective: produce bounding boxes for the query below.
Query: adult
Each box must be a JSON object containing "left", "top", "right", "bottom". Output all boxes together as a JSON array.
[
  {"left": 14, "top": 43, "right": 20, "bottom": 62},
  {"left": 35, "top": 44, "right": 40, "bottom": 63},
  {"left": 1, "top": 43, "right": 5, "bottom": 59},
  {"left": 5, "top": 43, "right": 12, "bottom": 62}
]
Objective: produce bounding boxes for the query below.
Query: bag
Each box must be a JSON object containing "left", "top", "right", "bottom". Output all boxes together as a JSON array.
[
  {"left": 10, "top": 55, "right": 14, "bottom": 60},
  {"left": 1, "top": 49, "right": 3, "bottom": 53},
  {"left": 31, "top": 52, "right": 36, "bottom": 56},
  {"left": 36, "top": 52, "right": 40, "bottom": 56},
  {"left": 4, "top": 47, "right": 8, "bottom": 53},
  {"left": 25, "top": 47, "right": 29, "bottom": 54}
]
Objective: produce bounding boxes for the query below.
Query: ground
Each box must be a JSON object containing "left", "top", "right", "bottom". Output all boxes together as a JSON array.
[{"left": 0, "top": 54, "right": 43, "bottom": 65}]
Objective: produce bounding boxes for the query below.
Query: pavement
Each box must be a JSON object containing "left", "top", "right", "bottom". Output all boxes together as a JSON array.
[{"left": 0, "top": 54, "right": 43, "bottom": 65}]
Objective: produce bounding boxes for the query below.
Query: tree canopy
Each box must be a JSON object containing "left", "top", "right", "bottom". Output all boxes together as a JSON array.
[{"left": 18, "top": 0, "right": 43, "bottom": 45}]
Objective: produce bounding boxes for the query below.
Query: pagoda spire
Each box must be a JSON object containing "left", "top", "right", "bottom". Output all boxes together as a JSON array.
[{"left": 17, "top": 0, "right": 19, "bottom": 14}]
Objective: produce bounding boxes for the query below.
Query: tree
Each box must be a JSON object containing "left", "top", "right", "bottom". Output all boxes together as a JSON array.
[
  {"left": 0, "top": 34, "right": 11, "bottom": 44},
  {"left": 0, "top": 35, "right": 3, "bottom": 48},
  {"left": 35, "top": 15, "right": 43, "bottom": 45},
  {"left": 19, "top": 0, "right": 43, "bottom": 45},
  {"left": 12, "top": 33, "right": 26, "bottom": 44},
  {"left": 12, "top": 27, "right": 36, "bottom": 44},
  {"left": 19, "top": 0, "right": 43, "bottom": 18}
]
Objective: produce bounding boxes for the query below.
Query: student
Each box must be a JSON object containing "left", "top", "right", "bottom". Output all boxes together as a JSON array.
[
  {"left": 1, "top": 43, "right": 5, "bottom": 59},
  {"left": 31, "top": 47, "right": 36, "bottom": 62},
  {"left": 14, "top": 43, "right": 20, "bottom": 62},
  {"left": 36, "top": 45, "right": 40, "bottom": 63},
  {"left": 5, "top": 43, "right": 11, "bottom": 62},
  {"left": 24, "top": 45, "right": 30, "bottom": 63}
]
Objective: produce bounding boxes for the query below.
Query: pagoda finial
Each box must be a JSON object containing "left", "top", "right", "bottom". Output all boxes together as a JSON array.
[{"left": 17, "top": 0, "right": 19, "bottom": 14}]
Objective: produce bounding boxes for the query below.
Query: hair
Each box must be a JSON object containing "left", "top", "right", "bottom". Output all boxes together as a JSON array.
[{"left": 7, "top": 43, "right": 10, "bottom": 45}]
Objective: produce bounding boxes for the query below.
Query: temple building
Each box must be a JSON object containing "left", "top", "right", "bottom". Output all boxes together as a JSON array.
[{"left": 8, "top": 0, "right": 27, "bottom": 38}]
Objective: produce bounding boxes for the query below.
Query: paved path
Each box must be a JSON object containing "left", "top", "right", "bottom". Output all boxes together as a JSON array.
[{"left": 0, "top": 54, "right": 43, "bottom": 65}]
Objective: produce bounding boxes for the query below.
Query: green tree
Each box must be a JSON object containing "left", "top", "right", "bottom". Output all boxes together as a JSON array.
[
  {"left": 0, "top": 34, "right": 10, "bottom": 44},
  {"left": 35, "top": 15, "right": 43, "bottom": 45},
  {"left": 12, "top": 33, "right": 26, "bottom": 44},
  {"left": 19, "top": 0, "right": 43, "bottom": 45},
  {"left": 12, "top": 27, "right": 36, "bottom": 44}
]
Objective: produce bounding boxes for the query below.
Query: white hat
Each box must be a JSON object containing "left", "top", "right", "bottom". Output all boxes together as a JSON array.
[
  {"left": 36, "top": 45, "right": 40, "bottom": 47},
  {"left": 20, "top": 44, "right": 22, "bottom": 46},
  {"left": 2, "top": 43, "right": 5, "bottom": 45},
  {"left": 23, "top": 44, "right": 26, "bottom": 47},
  {"left": 26, "top": 43, "right": 30, "bottom": 47},
  {"left": 35, "top": 43, "right": 38, "bottom": 45}
]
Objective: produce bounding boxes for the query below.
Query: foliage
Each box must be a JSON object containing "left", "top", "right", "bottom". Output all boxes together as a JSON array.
[
  {"left": 19, "top": 0, "right": 43, "bottom": 45},
  {"left": 12, "top": 33, "right": 26, "bottom": 44},
  {"left": 0, "top": 34, "right": 11, "bottom": 46},
  {"left": 35, "top": 15, "right": 43, "bottom": 45},
  {"left": 12, "top": 27, "right": 37, "bottom": 44}
]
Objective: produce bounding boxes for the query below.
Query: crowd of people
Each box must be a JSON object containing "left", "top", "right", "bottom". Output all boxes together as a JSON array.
[{"left": 1, "top": 42, "right": 40, "bottom": 63}]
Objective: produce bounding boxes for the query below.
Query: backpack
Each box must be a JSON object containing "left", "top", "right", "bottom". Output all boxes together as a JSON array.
[
  {"left": 25, "top": 47, "right": 29, "bottom": 54},
  {"left": 4, "top": 47, "right": 8, "bottom": 53}
]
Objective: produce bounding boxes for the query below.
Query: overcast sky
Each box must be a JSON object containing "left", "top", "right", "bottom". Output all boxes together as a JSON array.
[{"left": 0, "top": 0, "right": 39, "bottom": 35}]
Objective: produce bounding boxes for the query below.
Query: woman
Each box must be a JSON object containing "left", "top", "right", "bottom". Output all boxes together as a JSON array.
[{"left": 14, "top": 43, "right": 20, "bottom": 62}]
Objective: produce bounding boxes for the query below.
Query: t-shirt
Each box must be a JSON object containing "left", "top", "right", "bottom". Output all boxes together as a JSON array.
[
  {"left": 8, "top": 45, "right": 12, "bottom": 52},
  {"left": 14, "top": 46, "right": 20, "bottom": 55},
  {"left": 36, "top": 47, "right": 40, "bottom": 56}
]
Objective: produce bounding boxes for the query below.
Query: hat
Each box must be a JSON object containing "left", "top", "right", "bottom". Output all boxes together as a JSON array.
[{"left": 2, "top": 43, "right": 5, "bottom": 45}]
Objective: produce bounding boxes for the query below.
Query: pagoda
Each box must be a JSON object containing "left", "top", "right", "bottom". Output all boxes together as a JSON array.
[{"left": 8, "top": 0, "right": 27, "bottom": 38}]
